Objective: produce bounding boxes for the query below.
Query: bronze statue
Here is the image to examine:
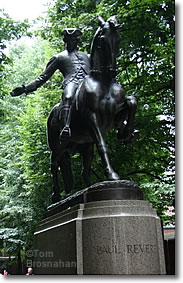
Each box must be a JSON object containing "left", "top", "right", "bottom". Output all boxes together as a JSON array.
[{"left": 11, "top": 16, "right": 139, "bottom": 203}]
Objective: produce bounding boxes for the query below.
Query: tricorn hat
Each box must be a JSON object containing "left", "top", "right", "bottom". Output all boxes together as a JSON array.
[{"left": 61, "top": 28, "right": 82, "bottom": 42}]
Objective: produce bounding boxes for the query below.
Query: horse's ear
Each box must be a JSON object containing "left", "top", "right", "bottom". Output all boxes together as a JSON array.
[
  {"left": 98, "top": 16, "right": 105, "bottom": 27},
  {"left": 108, "top": 15, "right": 120, "bottom": 29},
  {"left": 109, "top": 21, "right": 121, "bottom": 29}
]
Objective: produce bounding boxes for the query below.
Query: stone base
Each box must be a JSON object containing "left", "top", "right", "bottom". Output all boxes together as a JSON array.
[
  {"left": 33, "top": 181, "right": 166, "bottom": 275},
  {"left": 45, "top": 180, "right": 143, "bottom": 218}
]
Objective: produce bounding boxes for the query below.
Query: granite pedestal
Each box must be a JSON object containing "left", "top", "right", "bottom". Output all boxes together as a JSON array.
[{"left": 33, "top": 181, "right": 166, "bottom": 275}]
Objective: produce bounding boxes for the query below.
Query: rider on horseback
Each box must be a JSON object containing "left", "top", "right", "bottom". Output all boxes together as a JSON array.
[{"left": 10, "top": 28, "right": 90, "bottom": 141}]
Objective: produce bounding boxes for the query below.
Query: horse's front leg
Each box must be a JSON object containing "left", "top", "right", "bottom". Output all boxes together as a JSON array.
[
  {"left": 124, "top": 95, "right": 137, "bottom": 136},
  {"left": 89, "top": 112, "right": 119, "bottom": 180}
]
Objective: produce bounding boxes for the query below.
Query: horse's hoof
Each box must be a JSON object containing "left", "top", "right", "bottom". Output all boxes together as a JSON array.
[
  {"left": 117, "top": 126, "right": 133, "bottom": 142},
  {"left": 122, "top": 129, "right": 140, "bottom": 145},
  {"left": 108, "top": 171, "right": 120, "bottom": 180},
  {"left": 64, "top": 186, "right": 72, "bottom": 194},
  {"left": 122, "top": 126, "right": 133, "bottom": 141},
  {"left": 52, "top": 193, "right": 61, "bottom": 203}
]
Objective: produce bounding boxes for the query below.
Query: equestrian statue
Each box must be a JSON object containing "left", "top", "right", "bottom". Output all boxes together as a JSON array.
[{"left": 11, "top": 16, "right": 139, "bottom": 203}]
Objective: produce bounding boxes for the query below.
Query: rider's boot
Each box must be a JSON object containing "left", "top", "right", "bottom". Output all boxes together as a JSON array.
[{"left": 59, "top": 105, "right": 72, "bottom": 141}]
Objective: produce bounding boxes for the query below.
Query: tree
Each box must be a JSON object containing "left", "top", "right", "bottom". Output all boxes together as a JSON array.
[{"left": 0, "top": 37, "right": 57, "bottom": 269}]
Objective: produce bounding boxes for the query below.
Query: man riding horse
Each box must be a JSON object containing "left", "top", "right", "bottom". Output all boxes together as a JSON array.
[
  {"left": 11, "top": 16, "right": 139, "bottom": 202},
  {"left": 10, "top": 27, "right": 90, "bottom": 141}
]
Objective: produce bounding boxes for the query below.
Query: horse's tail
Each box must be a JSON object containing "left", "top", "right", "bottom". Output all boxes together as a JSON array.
[{"left": 47, "top": 103, "right": 60, "bottom": 150}]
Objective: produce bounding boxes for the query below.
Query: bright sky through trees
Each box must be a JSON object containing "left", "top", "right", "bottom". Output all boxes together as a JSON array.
[{"left": 1, "top": 0, "right": 49, "bottom": 21}]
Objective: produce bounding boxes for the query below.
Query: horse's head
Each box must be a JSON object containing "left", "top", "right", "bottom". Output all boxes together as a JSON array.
[{"left": 90, "top": 15, "right": 121, "bottom": 77}]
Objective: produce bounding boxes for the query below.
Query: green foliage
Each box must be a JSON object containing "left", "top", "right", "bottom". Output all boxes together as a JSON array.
[
  {"left": 6, "top": 39, "right": 51, "bottom": 88},
  {"left": 0, "top": 9, "right": 30, "bottom": 65},
  {"left": 0, "top": 94, "right": 33, "bottom": 255},
  {"left": 142, "top": 181, "right": 175, "bottom": 225},
  {"left": 0, "top": 10, "right": 31, "bottom": 259},
  {"left": 18, "top": 86, "right": 61, "bottom": 205},
  {"left": 0, "top": 9, "right": 30, "bottom": 100},
  {"left": 0, "top": 38, "right": 60, "bottom": 258}
]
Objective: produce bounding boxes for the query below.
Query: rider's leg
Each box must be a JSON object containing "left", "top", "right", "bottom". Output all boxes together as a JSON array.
[
  {"left": 59, "top": 82, "right": 77, "bottom": 140},
  {"left": 59, "top": 99, "right": 72, "bottom": 138}
]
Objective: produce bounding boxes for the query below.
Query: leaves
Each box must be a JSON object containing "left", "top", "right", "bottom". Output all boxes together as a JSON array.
[{"left": 0, "top": 10, "right": 30, "bottom": 68}]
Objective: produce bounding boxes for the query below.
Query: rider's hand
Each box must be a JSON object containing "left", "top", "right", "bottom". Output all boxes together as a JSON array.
[{"left": 10, "top": 85, "right": 26, "bottom": 97}]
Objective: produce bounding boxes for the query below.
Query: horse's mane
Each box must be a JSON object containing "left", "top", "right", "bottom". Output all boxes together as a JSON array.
[
  {"left": 90, "top": 16, "right": 120, "bottom": 74},
  {"left": 90, "top": 27, "right": 102, "bottom": 73}
]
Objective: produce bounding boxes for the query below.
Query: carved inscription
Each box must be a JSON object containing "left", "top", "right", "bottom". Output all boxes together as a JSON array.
[
  {"left": 127, "top": 244, "right": 156, "bottom": 254},
  {"left": 96, "top": 244, "right": 157, "bottom": 255},
  {"left": 97, "top": 244, "right": 122, "bottom": 255}
]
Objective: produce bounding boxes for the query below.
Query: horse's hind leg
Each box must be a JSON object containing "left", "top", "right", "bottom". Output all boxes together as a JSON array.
[
  {"left": 80, "top": 143, "right": 94, "bottom": 187},
  {"left": 59, "top": 152, "right": 73, "bottom": 194},
  {"left": 51, "top": 151, "right": 61, "bottom": 203}
]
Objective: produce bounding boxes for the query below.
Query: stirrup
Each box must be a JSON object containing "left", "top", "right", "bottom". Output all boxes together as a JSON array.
[{"left": 59, "top": 126, "right": 71, "bottom": 141}]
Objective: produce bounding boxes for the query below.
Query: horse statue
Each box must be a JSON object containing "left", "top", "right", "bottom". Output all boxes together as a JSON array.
[{"left": 47, "top": 15, "right": 139, "bottom": 203}]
